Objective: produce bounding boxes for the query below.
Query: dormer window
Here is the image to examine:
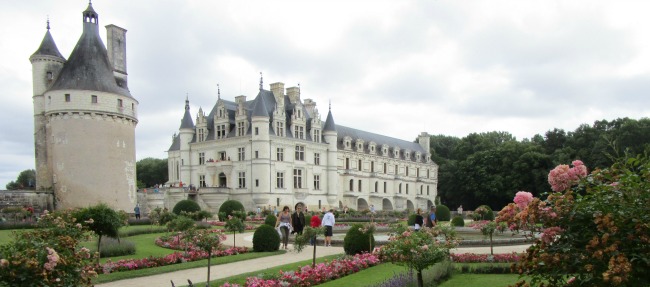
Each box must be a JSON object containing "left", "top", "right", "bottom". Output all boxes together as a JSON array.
[
  {"left": 394, "top": 148, "right": 400, "bottom": 158},
  {"left": 343, "top": 137, "right": 352, "bottom": 150},
  {"left": 382, "top": 145, "right": 389, "bottom": 156},
  {"left": 416, "top": 152, "right": 421, "bottom": 161}
]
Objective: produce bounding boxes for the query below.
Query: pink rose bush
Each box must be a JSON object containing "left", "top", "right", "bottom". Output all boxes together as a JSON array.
[
  {"left": 547, "top": 160, "right": 588, "bottom": 192},
  {"left": 450, "top": 253, "right": 521, "bottom": 263},
  {"left": 220, "top": 253, "right": 380, "bottom": 287},
  {"left": 155, "top": 229, "right": 227, "bottom": 251}
]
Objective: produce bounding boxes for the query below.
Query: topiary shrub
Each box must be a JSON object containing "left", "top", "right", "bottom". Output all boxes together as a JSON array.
[
  {"left": 343, "top": 223, "right": 375, "bottom": 255},
  {"left": 172, "top": 200, "right": 201, "bottom": 215},
  {"left": 451, "top": 216, "right": 465, "bottom": 227},
  {"left": 166, "top": 216, "right": 196, "bottom": 232},
  {"left": 95, "top": 237, "right": 136, "bottom": 257},
  {"left": 474, "top": 205, "right": 494, "bottom": 221},
  {"left": 252, "top": 224, "right": 280, "bottom": 252},
  {"left": 435, "top": 205, "right": 451, "bottom": 221},
  {"left": 264, "top": 214, "right": 277, "bottom": 226},
  {"left": 218, "top": 200, "right": 246, "bottom": 221},
  {"left": 407, "top": 213, "right": 417, "bottom": 226}
]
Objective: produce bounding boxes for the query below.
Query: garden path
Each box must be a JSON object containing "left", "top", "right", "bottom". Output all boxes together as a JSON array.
[{"left": 94, "top": 232, "right": 530, "bottom": 287}]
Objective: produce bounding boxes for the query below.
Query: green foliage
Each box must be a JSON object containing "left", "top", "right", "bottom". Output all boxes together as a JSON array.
[
  {"left": 95, "top": 237, "right": 136, "bottom": 257},
  {"left": 451, "top": 216, "right": 465, "bottom": 227},
  {"left": 218, "top": 200, "right": 246, "bottom": 221},
  {"left": 5, "top": 169, "right": 35, "bottom": 190},
  {"left": 166, "top": 216, "right": 195, "bottom": 232},
  {"left": 0, "top": 209, "right": 96, "bottom": 286},
  {"left": 343, "top": 223, "right": 375, "bottom": 255},
  {"left": 435, "top": 205, "right": 450, "bottom": 221},
  {"left": 74, "top": 204, "right": 124, "bottom": 239},
  {"left": 264, "top": 214, "right": 277, "bottom": 226},
  {"left": 252, "top": 224, "right": 280, "bottom": 252},
  {"left": 224, "top": 216, "right": 246, "bottom": 248},
  {"left": 172, "top": 199, "right": 201, "bottom": 215},
  {"left": 135, "top": 157, "right": 168, "bottom": 188},
  {"left": 407, "top": 213, "right": 417, "bottom": 226},
  {"left": 181, "top": 210, "right": 212, "bottom": 221},
  {"left": 473, "top": 205, "right": 494, "bottom": 221}
]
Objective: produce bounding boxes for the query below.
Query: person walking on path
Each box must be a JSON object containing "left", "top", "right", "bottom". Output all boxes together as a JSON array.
[
  {"left": 275, "top": 206, "right": 293, "bottom": 249},
  {"left": 425, "top": 206, "right": 437, "bottom": 228},
  {"left": 309, "top": 213, "right": 322, "bottom": 246},
  {"left": 457, "top": 205, "right": 464, "bottom": 218},
  {"left": 291, "top": 204, "right": 306, "bottom": 235},
  {"left": 321, "top": 209, "right": 335, "bottom": 247},
  {"left": 414, "top": 208, "right": 424, "bottom": 231},
  {"left": 134, "top": 204, "right": 141, "bottom": 220}
]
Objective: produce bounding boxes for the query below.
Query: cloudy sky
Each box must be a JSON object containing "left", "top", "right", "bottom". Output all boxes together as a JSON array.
[{"left": 1, "top": 0, "right": 649, "bottom": 188}]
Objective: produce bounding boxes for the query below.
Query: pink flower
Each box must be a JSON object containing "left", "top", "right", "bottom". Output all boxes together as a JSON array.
[
  {"left": 548, "top": 160, "right": 588, "bottom": 192},
  {"left": 513, "top": 191, "right": 533, "bottom": 210}
]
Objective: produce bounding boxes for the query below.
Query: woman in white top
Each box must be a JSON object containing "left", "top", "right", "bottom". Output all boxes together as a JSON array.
[{"left": 275, "top": 206, "right": 293, "bottom": 249}]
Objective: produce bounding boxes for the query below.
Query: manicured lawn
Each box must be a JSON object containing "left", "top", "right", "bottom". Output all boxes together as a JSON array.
[
  {"left": 0, "top": 229, "right": 23, "bottom": 242},
  {"left": 318, "top": 263, "right": 409, "bottom": 287},
  {"left": 179, "top": 254, "right": 345, "bottom": 287},
  {"left": 438, "top": 274, "right": 522, "bottom": 286},
  {"left": 83, "top": 231, "right": 176, "bottom": 264}
]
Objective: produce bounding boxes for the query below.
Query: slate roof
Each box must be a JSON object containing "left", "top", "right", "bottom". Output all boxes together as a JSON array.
[
  {"left": 48, "top": 3, "right": 132, "bottom": 98},
  {"left": 179, "top": 99, "right": 194, "bottom": 129},
  {"left": 336, "top": 125, "right": 427, "bottom": 162},
  {"left": 31, "top": 27, "right": 65, "bottom": 59},
  {"left": 323, "top": 109, "right": 336, "bottom": 132}
]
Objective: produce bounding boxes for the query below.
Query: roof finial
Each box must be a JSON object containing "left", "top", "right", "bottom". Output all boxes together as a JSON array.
[
  {"left": 185, "top": 93, "right": 189, "bottom": 111},
  {"left": 217, "top": 84, "right": 221, "bottom": 100},
  {"left": 259, "top": 72, "right": 263, "bottom": 90},
  {"left": 46, "top": 16, "right": 50, "bottom": 30},
  {"left": 329, "top": 100, "right": 331, "bottom": 111}
]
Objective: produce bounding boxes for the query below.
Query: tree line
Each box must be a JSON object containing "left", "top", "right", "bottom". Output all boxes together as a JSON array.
[{"left": 432, "top": 117, "right": 650, "bottom": 211}]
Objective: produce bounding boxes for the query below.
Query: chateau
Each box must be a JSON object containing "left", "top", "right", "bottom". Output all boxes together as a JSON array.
[
  {"left": 30, "top": 3, "right": 138, "bottom": 211},
  {"left": 168, "top": 80, "right": 438, "bottom": 212}
]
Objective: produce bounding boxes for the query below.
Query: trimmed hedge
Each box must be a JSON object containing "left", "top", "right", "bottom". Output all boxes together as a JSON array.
[
  {"left": 172, "top": 200, "right": 200, "bottom": 215},
  {"left": 407, "top": 213, "right": 417, "bottom": 226},
  {"left": 264, "top": 214, "right": 277, "bottom": 226},
  {"left": 451, "top": 216, "right": 465, "bottom": 227},
  {"left": 253, "top": 224, "right": 280, "bottom": 252},
  {"left": 218, "top": 200, "right": 246, "bottom": 221},
  {"left": 436, "top": 205, "right": 451, "bottom": 221},
  {"left": 343, "top": 223, "right": 375, "bottom": 255}
]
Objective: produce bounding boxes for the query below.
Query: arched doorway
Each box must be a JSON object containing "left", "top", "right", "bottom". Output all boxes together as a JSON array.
[
  {"left": 427, "top": 200, "right": 434, "bottom": 208},
  {"left": 382, "top": 198, "right": 393, "bottom": 211},
  {"left": 357, "top": 198, "right": 369, "bottom": 210},
  {"left": 406, "top": 200, "right": 415, "bottom": 212},
  {"left": 218, "top": 172, "right": 227, "bottom": 187}
]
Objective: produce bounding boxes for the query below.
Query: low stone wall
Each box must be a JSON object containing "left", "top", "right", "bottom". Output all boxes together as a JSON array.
[{"left": 0, "top": 190, "right": 54, "bottom": 214}]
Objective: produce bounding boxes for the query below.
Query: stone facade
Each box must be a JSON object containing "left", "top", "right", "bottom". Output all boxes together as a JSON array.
[
  {"left": 168, "top": 82, "right": 438, "bottom": 213},
  {"left": 30, "top": 3, "right": 138, "bottom": 211}
]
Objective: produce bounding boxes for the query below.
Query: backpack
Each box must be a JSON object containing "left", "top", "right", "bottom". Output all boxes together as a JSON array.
[{"left": 425, "top": 212, "right": 435, "bottom": 227}]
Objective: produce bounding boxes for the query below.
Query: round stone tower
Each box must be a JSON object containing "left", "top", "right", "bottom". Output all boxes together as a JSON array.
[{"left": 31, "top": 3, "right": 139, "bottom": 211}]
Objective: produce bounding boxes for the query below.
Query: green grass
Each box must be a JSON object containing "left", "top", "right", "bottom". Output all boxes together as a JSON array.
[
  {"left": 81, "top": 232, "right": 176, "bottom": 263},
  {"left": 438, "top": 274, "right": 522, "bottom": 286},
  {"left": 0, "top": 229, "right": 23, "bottom": 242},
  {"left": 179, "top": 254, "right": 345, "bottom": 287},
  {"left": 318, "top": 263, "right": 410, "bottom": 287},
  {"left": 94, "top": 251, "right": 285, "bottom": 284}
]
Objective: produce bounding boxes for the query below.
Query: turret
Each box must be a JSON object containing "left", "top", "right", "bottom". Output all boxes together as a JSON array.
[
  {"left": 178, "top": 98, "right": 195, "bottom": 186},
  {"left": 250, "top": 93, "right": 271, "bottom": 194},
  {"left": 417, "top": 132, "right": 431, "bottom": 162},
  {"left": 323, "top": 105, "right": 338, "bottom": 205}
]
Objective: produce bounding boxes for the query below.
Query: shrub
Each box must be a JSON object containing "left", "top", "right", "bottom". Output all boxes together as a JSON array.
[
  {"left": 172, "top": 200, "right": 201, "bottom": 215},
  {"left": 181, "top": 210, "right": 212, "bottom": 221},
  {"left": 95, "top": 237, "right": 136, "bottom": 257},
  {"left": 118, "top": 225, "right": 167, "bottom": 237},
  {"left": 73, "top": 203, "right": 124, "bottom": 264},
  {"left": 451, "top": 216, "right": 465, "bottom": 227},
  {"left": 474, "top": 205, "right": 494, "bottom": 221},
  {"left": 127, "top": 218, "right": 153, "bottom": 225},
  {"left": 343, "top": 223, "right": 375, "bottom": 255},
  {"left": 166, "top": 216, "right": 195, "bottom": 232},
  {"left": 435, "top": 205, "right": 450, "bottom": 221},
  {"left": 252, "top": 224, "right": 280, "bottom": 252},
  {"left": 407, "top": 213, "right": 417, "bottom": 226},
  {"left": 264, "top": 214, "right": 277, "bottom": 226},
  {"left": 218, "top": 200, "right": 245, "bottom": 221}
]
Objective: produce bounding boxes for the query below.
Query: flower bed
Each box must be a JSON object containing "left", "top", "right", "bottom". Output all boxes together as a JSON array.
[
  {"left": 450, "top": 253, "right": 521, "bottom": 263},
  {"left": 155, "top": 229, "right": 227, "bottom": 251},
  {"left": 207, "top": 221, "right": 257, "bottom": 230},
  {"left": 99, "top": 246, "right": 249, "bottom": 274},
  {"left": 220, "top": 253, "right": 381, "bottom": 287}
]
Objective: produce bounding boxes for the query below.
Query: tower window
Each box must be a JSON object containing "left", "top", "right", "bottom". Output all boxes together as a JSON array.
[
  {"left": 91, "top": 95, "right": 98, "bottom": 103},
  {"left": 118, "top": 99, "right": 123, "bottom": 107},
  {"left": 47, "top": 72, "right": 53, "bottom": 80},
  {"left": 65, "top": 94, "right": 71, "bottom": 102}
]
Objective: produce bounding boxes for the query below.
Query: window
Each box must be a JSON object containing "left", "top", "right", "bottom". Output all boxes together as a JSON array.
[
  {"left": 255, "top": 179, "right": 259, "bottom": 187},
  {"left": 276, "top": 148, "right": 284, "bottom": 161},
  {"left": 427, "top": 186, "right": 430, "bottom": 195},
  {"left": 276, "top": 172, "right": 284, "bottom": 188},
  {"left": 255, "top": 151, "right": 259, "bottom": 158},
  {"left": 217, "top": 124, "right": 227, "bottom": 139},
  {"left": 276, "top": 121, "right": 284, "bottom": 136},
  {"left": 219, "top": 151, "right": 227, "bottom": 160},
  {"left": 358, "top": 180, "right": 362, "bottom": 192},
  {"left": 47, "top": 72, "right": 53, "bottom": 80},
  {"left": 199, "top": 152, "right": 205, "bottom": 165},
  {"left": 416, "top": 168, "right": 420, "bottom": 178},
  {"left": 132, "top": 103, "right": 134, "bottom": 110},
  {"left": 314, "top": 153, "right": 320, "bottom": 165},
  {"left": 374, "top": 182, "right": 378, "bottom": 193},
  {"left": 198, "top": 128, "right": 205, "bottom": 142},
  {"left": 420, "top": 185, "right": 423, "bottom": 195},
  {"left": 294, "top": 126, "right": 304, "bottom": 139},
  {"left": 118, "top": 99, "right": 123, "bottom": 107},
  {"left": 345, "top": 158, "right": 350, "bottom": 169},
  {"left": 399, "top": 183, "right": 402, "bottom": 194},
  {"left": 427, "top": 169, "right": 430, "bottom": 178},
  {"left": 384, "top": 163, "right": 387, "bottom": 174},
  {"left": 406, "top": 167, "right": 409, "bottom": 177},
  {"left": 293, "top": 169, "right": 303, "bottom": 188},
  {"left": 384, "top": 182, "right": 387, "bottom": 193},
  {"left": 238, "top": 147, "right": 245, "bottom": 161},
  {"left": 91, "top": 95, "right": 98, "bottom": 103},
  {"left": 199, "top": 175, "right": 206, "bottom": 187},
  {"left": 254, "top": 127, "right": 259, "bottom": 135},
  {"left": 358, "top": 159, "right": 362, "bottom": 171},
  {"left": 237, "top": 122, "right": 246, "bottom": 136},
  {"left": 349, "top": 180, "right": 354, "bottom": 191},
  {"left": 313, "top": 129, "right": 320, "bottom": 143},
  {"left": 371, "top": 161, "right": 374, "bottom": 173},
  {"left": 295, "top": 145, "right": 305, "bottom": 161},
  {"left": 65, "top": 94, "right": 70, "bottom": 102},
  {"left": 314, "top": 175, "right": 320, "bottom": 190},
  {"left": 395, "top": 165, "right": 399, "bottom": 175},
  {"left": 406, "top": 184, "right": 409, "bottom": 194},
  {"left": 238, "top": 172, "right": 246, "bottom": 188}
]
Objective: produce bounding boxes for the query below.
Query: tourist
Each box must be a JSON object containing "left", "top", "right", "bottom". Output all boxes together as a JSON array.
[
  {"left": 134, "top": 204, "right": 141, "bottom": 220},
  {"left": 291, "top": 204, "right": 306, "bottom": 235},
  {"left": 310, "top": 213, "right": 321, "bottom": 246},
  {"left": 370, "top": 204, "right": 375, "bottom": 214},
  {"left": 457, "top": 205, "right": 463, "bottom": 218},
  {"left": 275, "top": 206, "right": 293, "bottom": 249},
  {"left": 321, "top": 209, "right": 335, "bottom": 247},
  {"left": 425, "top": 206, "right": 437, "bottom": 228},
  {"left": 414, "top": 208, "right": 424, "bottom": 231}
]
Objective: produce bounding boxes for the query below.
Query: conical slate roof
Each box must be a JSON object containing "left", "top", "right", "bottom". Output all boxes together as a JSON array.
[
  {"left": 31, "top": 26, "right": 65, "bottom": 59},
  {"left": 323, "top": 109, "right": 336, "bottom": 132},
  {"left": 48, "top": 4, "right": 132, "bottom": 97},
  {"left": 180, "top": 99, "right": 194, "bottom": 129}
]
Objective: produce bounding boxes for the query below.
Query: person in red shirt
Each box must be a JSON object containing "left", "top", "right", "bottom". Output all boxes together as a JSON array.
[{"left": 310, "top": 213, "right": 321, "bottom": 246}]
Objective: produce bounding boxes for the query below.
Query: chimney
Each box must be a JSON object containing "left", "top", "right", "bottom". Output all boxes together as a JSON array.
[
  {"left": 270, "top": 82, "right": 285, "bottom": 108},
  {"left": 287, "top": 86, "right": 300, "bottom": 104}
]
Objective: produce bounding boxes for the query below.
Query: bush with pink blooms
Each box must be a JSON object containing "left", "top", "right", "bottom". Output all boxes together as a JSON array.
[
  {"left": 450, "top": 253, "right": 521, "bottom": 263},
  {"left": 219, "top": 253, "right": 380, "bottom": 287},
  {"left": 498, "top": 156, "right": 650, "bottom": 286}
]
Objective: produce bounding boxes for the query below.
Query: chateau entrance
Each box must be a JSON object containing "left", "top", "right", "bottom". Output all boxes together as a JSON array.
[
  {"left": 218, "top": 173, "right": 227, "bottom": 187},
  {"left": 382, "top": 198, "right": 393, "bottom": 211}
]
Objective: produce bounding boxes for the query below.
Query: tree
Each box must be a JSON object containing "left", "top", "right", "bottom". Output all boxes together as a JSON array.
[
  {"left": 5, "top": 169, "right": 35, "bottom": 190},
  {"left": 136, "top": 158, "right": 168, "bottom": 188},
  {"left": 378, "top": 224, "right": 458, "bottom": 287},
  {"left": 73, "top": 204, "right": 124, "bottom": 265},
  {"left": 293, "top": 226, "right": 325, "bottom": 267},
  {"left": 185, "top": 229, "right": 221, "bottom": 287},
  {"left": 223, "top": 214, "right": 245, "bottom": 248}
]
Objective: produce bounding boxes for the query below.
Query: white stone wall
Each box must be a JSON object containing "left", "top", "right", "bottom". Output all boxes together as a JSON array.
[{"left": 44, "top": 89, "right": 138, "bottom": 121}]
